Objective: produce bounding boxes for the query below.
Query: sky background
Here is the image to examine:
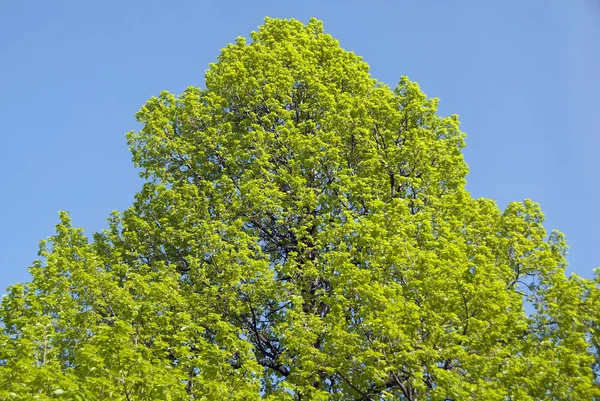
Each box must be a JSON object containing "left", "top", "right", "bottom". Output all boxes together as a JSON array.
[{"left": 0, "top": 1, "right": 598, "bottom": 293}]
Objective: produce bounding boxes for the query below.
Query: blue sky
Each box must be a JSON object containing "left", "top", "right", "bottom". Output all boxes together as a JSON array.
[{"left": 0, "top": 1, "right": 598, "bottom": 293}]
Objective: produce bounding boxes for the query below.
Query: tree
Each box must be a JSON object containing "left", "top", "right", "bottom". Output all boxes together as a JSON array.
[{"left": 1, "top": 17, "right": 598, "bottom": 400}]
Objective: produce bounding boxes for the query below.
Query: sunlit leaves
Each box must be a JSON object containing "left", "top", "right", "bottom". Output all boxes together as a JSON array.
[{"left": 1, "top": 17, "right": 598, "bottom": 400}]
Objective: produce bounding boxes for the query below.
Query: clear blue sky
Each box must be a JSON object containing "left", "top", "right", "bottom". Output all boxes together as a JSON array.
[{"left": 1, "top": 1, "right": 598, "bottom": 294}]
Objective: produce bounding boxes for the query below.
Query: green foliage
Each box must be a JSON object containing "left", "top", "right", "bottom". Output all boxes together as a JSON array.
[{"left": 1, "top": 18, "right": 598, "bottom": 400}]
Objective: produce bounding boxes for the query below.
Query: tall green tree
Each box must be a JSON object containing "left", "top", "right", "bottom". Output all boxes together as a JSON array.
[{"left": 1, "top": 18, "right": 598, "bottom": 400}]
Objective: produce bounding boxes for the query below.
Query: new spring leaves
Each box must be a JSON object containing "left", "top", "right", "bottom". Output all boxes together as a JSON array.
[{"left": 1, "top": 18, "right": 599, "bottom": 400}]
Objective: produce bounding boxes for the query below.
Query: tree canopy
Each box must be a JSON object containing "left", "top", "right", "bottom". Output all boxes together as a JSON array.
[{"left": 1, "top": 18, "right": 599, "bottom": 400}]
